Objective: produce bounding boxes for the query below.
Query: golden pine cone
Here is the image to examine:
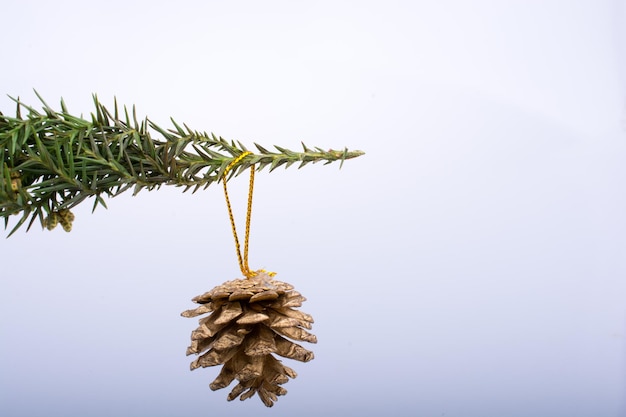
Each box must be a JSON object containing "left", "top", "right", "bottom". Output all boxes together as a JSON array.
[{"left": 182, "top": 271, "right": 317, "bottom": 407}]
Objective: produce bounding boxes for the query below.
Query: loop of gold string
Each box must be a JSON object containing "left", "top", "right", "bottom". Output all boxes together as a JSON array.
[{"left": 222, "top": 152, "right": 257, "bottom": 278}]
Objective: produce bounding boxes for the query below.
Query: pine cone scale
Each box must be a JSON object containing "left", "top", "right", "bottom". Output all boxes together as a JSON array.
[
  {"left": 213, "top": 302, "right": 243, "bottom": 324},
  {"left": 249, "top": 290, "right": 279, "bottom": 302},
  {"left": 229, "top": 290, "right": 256, "bottom": 301},
  {"left": 274, "top": 335, "right": 315, "bottom": 362},
  {"left": 236, "top": 311, "right": 270, "bottom": 325},
  {"left": 212, "top": 328, "right": 247, "bottom": 350}
]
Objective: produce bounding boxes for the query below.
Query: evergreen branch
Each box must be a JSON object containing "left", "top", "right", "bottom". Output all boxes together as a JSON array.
[{"left": 0, "top": 94, "right": 364, "bottom": 236}]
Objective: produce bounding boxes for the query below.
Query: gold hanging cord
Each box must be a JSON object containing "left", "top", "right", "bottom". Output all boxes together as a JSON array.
[{"left": 222, "top": 152, "right": 271, "bottom": 279}]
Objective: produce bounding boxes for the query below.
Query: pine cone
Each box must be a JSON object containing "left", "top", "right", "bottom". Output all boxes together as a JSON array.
[{"left": 182, "top": 271, "right": 317, "bottom": 407}]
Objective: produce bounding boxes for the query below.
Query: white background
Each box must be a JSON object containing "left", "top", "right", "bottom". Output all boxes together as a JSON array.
[{"left": 1, "top": 1, "right": 625, "bottom": 416}]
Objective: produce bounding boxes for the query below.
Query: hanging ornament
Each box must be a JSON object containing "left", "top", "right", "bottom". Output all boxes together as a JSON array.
[{"left": 182, "top": 152, "right": 317, "bottom": 407}]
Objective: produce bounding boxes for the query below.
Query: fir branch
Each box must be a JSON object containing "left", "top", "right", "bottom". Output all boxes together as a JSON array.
[{"left": 0, "top": 94, "right": 364, "bottom": 236}]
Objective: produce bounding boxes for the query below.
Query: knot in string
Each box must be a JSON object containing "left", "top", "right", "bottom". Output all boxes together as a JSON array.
[{"left": 222, "top": 152, "right": 275, "bottom": 279}]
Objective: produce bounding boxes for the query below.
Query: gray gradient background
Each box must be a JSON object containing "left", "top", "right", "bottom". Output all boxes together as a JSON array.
[{"left": 1, "top": 1, "right": 625, "bottom": 416}]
